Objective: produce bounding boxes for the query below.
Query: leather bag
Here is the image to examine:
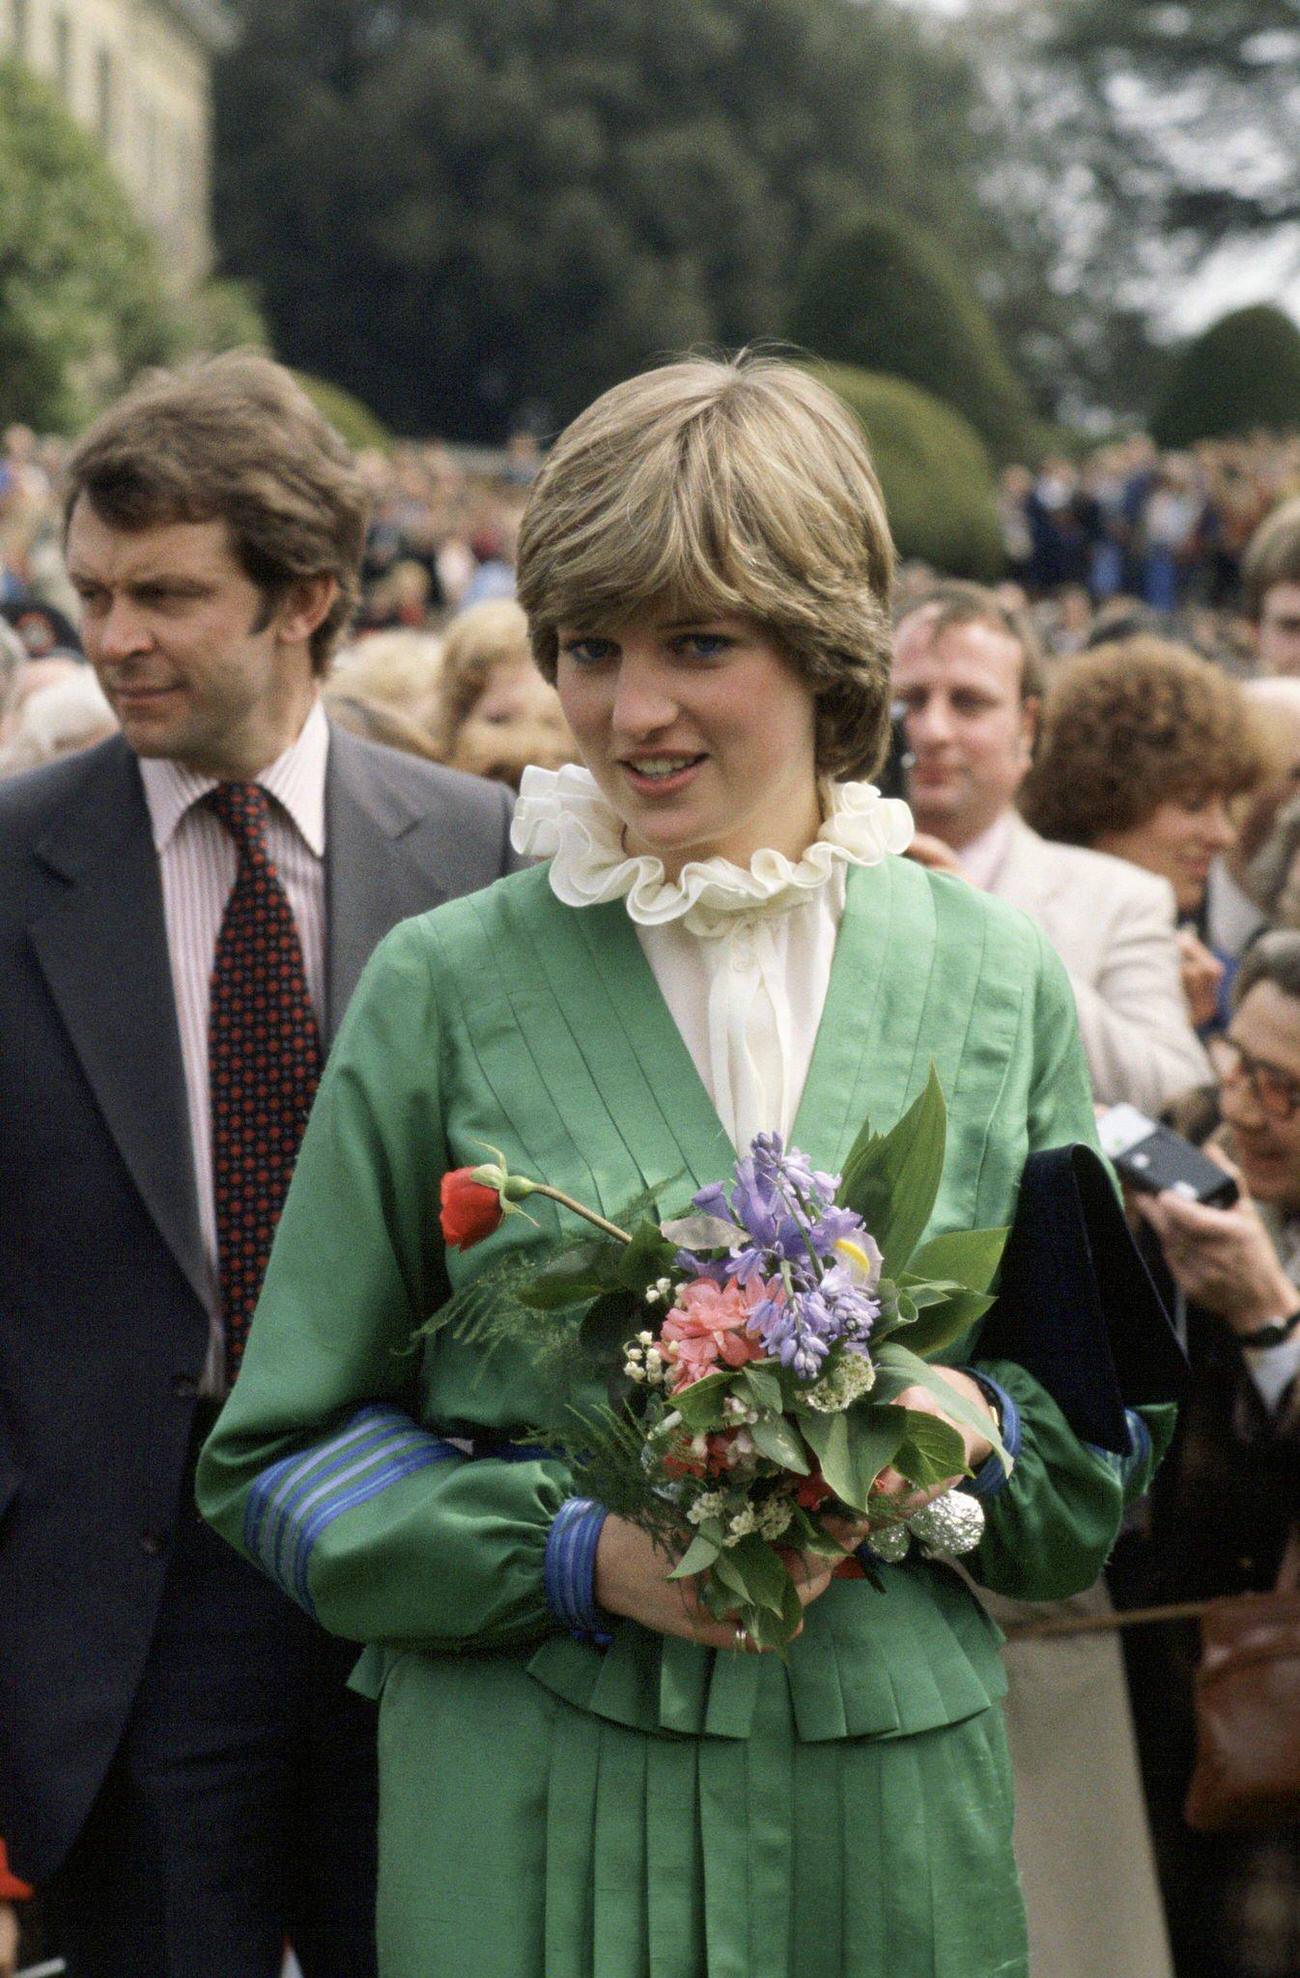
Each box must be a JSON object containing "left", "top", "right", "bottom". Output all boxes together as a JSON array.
[{"left": 1184, "top": 1530, "right": 1300, "bottom": 1833}]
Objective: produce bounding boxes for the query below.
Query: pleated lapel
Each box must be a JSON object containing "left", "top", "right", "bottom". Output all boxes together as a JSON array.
[
  {"left": 484, "top": 882, "right": 733, "bottom": 1216},
  {"left": 28, "top": 740, "right": 210, "bottom": 1313}
]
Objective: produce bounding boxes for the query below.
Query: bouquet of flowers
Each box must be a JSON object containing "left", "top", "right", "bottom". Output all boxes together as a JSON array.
[{"left": 429, "top": 1069, "right": 1011, "bottom": 1652}]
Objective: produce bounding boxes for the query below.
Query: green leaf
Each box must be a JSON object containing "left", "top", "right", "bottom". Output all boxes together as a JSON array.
[
  {"left": 900, "top": 1289, "right": 993, "bottom": 1358},
  {"left": 740, "top": 1366, "right": 784, "bottom": 1414},
  {"left": 667, "top": 1530, "right": 721, "bottom": 1578},
  {"left": 672, "top": 1370, "right": 732, "bottom": 1430},
  {"left": 576, "top": 1290, "right": 641, "bottom": 1362},
  {"left": 615, "top": 1219, "right": 678, "bottom": 1293},
  {"left": 837, "top": 1065, "right": 948, "bottom": 1276},
  {"left": 518, "top": 1240, "right": 621, "bottom": 1310},
  {"left": 892, "top": 1408, "right": 967, "bottom": 1486},
  {"left": 873, "top": 1341, "right": 1011, "bottom": 1474},
  {"left": 801, "top": 1407, "right": 904, "bottom": 1513},
  {"left": 908, "top": 1226, "right": 1008, "bottom": 1295},
  {"left": 749, "top": 1414, "right": 812, "bottom": 1473},
  {"left": 713, "top": 1535, "right": 791, "bottom": 1616}
]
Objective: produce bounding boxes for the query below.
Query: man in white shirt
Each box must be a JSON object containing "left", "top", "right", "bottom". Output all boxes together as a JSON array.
[
  {"left": 892, "top": 580, "right": 1209, "bottom": 1116},
  {"left": 0, "top": 355, "right": 517, "bottom": 1976},
  {"left": 893, "top": 581, "right": 1199, "bottom": 1978}
]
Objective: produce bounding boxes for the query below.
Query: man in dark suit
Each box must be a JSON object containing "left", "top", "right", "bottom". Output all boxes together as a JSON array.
[{"left": 0, "top": 355, "right": 517, "bottom": 1976}]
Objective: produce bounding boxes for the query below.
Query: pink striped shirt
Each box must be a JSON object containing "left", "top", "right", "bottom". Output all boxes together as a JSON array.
[{"left": 139, "top": 700, "right": 330, "bottom": 1393}]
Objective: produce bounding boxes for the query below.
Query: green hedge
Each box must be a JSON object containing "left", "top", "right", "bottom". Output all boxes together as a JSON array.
[
  {"left": 292, "top": 372, "right": 392, "bottom": 453},
  {"left": 1153, "top": 305, "right": 1300, "bottom": 445},
  {"left": 790, "top": 212, "right": 1032, "bottom": 464},
  {"left": 811, "top": 361, "right": 1004, "bottom": 579}
]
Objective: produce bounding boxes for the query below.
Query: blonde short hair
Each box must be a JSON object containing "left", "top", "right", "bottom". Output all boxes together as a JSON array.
[
  {"left": 515, "top": 355, "right": 895, "bottom": 779},
  {"left": 437, "top": 599, "right": 533, "bottom": 744}
]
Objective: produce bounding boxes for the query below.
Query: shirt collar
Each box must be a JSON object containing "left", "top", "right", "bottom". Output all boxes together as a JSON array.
[
  {"left": 139, "top": 698, "right": 330, "bottom": 857},
  {"left": 955, "top": 809, "right": 1015, "bottom": 891}
]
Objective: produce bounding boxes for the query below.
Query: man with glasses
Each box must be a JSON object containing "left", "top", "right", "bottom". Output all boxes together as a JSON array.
[
  {"left": 1138, "top": 931, "right": 1300, "bottom": 1402},
  {"left": 1122, "top": 928, "right": 1300, "bottom": 1978}
]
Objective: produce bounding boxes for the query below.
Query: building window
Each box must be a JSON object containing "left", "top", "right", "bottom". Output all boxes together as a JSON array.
[
  {"left": 54, "top": 11, "right": 72, "bottom": 98},
  {"left": 95, "top": 44, "right": 114, "bottom": 150}
]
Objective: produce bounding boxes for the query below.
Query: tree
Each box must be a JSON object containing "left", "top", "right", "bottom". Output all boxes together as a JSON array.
[
  {"left": 214, "top": 0, "right": 1013, "bottom": 439},
  {"left": 1152, "top": 304, "right": 1300, "bottom": 444},
  {"left": 0, "top": 61, "right": 176, "bottom": 430},
  {"left": 812, "top": 363, "right": 1004, "bottom": 578},
  {"left": 789, "top": 213, "right": 1034, "bottom": 462}
]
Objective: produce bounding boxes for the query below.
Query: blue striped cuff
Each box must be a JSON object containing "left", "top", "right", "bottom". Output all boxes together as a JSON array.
[
  {"left": 958, "top": 1368, "right": 1020, "bottom": 1501},
  {"left": 243, "top": 1405, "right": 458, "bottom": 1615},
  {"left": 544, "top": 1496, "right": 612, "bottom": 1646}
]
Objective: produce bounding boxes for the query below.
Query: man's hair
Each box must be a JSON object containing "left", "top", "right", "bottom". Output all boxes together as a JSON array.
[
  {"left": 1242, "top": 497, "right": 1300, "bottom": 623},
  {"left": 892, "top": 581, "right": 1045, "bottom": 703},
  {"left": 63, "top": 352, "right": 371, "bottom": 673},
  {"left": 1234, "top": 928, "right": 1300, "bottom": 1010},
  {"left": 515, "top": 353, "right": 896, "bottom": 780},
  {"left": 1019, "top": 636, "right": 1263, "bottom": 846}
]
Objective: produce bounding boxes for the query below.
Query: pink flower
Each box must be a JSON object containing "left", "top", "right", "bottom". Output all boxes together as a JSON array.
[{"left": 660, "top": 1275, "right": 777, "bottom": 1392}]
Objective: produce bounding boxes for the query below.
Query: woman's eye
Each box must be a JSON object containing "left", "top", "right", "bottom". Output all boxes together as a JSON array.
[
  {"left": 678, "top": 633, "right": 732, "bottom": 660},
  {"left": 561, "top": 638, "right": 616, "bottom": 667}
]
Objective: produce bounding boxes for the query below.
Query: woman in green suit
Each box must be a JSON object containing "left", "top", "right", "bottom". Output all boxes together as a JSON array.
[{"left": 199, "top": 356, "right": 1159, "bottom": 1977}]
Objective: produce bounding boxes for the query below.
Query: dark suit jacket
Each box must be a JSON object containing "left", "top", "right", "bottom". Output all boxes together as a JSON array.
[{"left": 0, "top": 725, "right": 517, "bottom": 1883}]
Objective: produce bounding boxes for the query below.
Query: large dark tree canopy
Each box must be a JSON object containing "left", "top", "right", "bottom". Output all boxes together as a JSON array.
[{"left": 215, "top": 0, "right": 1001, "bottom": 438}]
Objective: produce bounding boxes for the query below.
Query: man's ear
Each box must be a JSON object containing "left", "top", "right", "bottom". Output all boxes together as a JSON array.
[{"left": 273, "top": 574, "right": 338, "bottom": 647}]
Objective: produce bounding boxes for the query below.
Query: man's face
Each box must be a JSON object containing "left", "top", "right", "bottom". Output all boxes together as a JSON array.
[
  {"left": 1218, "top": 980, "right": 1300, "bottom": 1213},
  {"left": 66, "top": 500, "right": 320, "bottom": 780},
  {"left": 892, "top": 610, "right": 1036, "bottom": 850},
  {"left": 1257, "top": 581, "right": 1300, "bottom": 679}
]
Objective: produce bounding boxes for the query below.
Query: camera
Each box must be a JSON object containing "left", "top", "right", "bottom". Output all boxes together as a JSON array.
[{"left": 1097, "top": 1104, "right": 1238, "bottom": 1209}]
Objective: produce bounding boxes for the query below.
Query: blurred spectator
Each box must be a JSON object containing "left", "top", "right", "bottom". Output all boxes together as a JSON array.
[
  {"left": 0, "top": 668, "right": 116, "bottom": 776},
  {"left": 1243, "top": 494, "right": 1300, "bottom": 677},
  {"left": 327, "top": 629, "right": 445, "bottom": 745},
  {"left": 1116, "top": 932, "right": 1300, "bottom": 1978},
  {"left": 437, "top": 599, "right": 574, "bottom": 789},
  {"left": 1206, "top": 677, "right": 1300, "bottom": 971},
  {"left": 1137, "top": 455, "right": 1206, "bottom": 613},
  {"left": 1024, "top": 454, "right": 1093, "bottom": 591},
  {"left": 1021, "top": 637, "right": 1264, "bottom": 1027},
  {"left": 894, "top": 583, "right": 1210, "bottom": 1112}
]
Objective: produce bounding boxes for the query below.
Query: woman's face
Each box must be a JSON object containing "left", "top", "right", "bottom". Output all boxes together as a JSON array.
[
  {"left": 448, "top": 657, "right": 574, "bottom": 789},
  {"left": 555, "top": 611, "right": 821, "bottom": 880},
  {"left": 1095, "top": 791, "right": 1236, "bottom": 916}
]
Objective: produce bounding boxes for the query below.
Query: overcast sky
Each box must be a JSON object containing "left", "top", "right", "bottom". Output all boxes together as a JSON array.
[{"left": 889, "top": 0, "right": 1300, "bottom": 334}]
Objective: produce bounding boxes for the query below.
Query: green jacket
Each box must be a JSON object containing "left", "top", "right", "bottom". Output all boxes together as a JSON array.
[{"left": 198, "top": 854, "right": 1160, "bottom": 1744}]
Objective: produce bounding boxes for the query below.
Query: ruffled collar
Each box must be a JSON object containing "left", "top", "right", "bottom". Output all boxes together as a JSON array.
[{"left": 511, "top": 762, "right": 914, "bottom": 934}]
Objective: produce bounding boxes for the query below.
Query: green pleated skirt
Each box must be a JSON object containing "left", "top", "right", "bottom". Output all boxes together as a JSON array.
[{"left": 375, "top": 1646, "right": 1027, "bottom": 1978}]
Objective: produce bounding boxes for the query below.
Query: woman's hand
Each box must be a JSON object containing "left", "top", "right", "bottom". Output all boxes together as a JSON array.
[
  {"left": 593, "top": 1512, "right": 862, "bottom": 1651},
  {"left": 871, "top": 1372, "right": 996, "bottom": 1520},
  {"left": 1176, "top": 927, "right": 1225, "bottom": 1029}
]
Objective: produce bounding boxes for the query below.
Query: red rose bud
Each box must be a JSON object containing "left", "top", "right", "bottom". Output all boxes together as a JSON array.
[{"left": 440, "top": 1168, "right": 505, "bottom": 1249}]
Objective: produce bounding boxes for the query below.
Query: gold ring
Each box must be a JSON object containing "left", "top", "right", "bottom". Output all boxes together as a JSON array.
[{"left": 734, "top": 1624, "right": 748, "bottom": 1651}]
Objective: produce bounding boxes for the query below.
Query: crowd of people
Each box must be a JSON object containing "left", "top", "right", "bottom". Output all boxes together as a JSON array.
[{"left": 1, "top": 353, "right": 1300, "bottom": 1978}]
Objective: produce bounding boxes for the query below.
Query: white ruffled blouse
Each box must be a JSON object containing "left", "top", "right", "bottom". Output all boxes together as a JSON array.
[{"left": 511, "top": 764, "right": 914, "bottom": 1153}]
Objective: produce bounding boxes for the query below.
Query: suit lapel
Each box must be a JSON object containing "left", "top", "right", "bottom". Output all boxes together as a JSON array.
[
  {"left": 29, "top": 739, "right": 210, "bottom": 1313},
  {"left": 323, "top": 725, "right": 451, "bottom": 1042}
]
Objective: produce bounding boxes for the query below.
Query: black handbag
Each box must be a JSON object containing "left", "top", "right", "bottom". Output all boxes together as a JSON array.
[{"left": 977, "top": 1143, "right": 1188, "bottom": 1450}]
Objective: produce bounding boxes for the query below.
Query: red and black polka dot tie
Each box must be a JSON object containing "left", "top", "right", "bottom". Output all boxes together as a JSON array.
[{"left": 208, "top": 782, "right": 322, "bottom": 1382}]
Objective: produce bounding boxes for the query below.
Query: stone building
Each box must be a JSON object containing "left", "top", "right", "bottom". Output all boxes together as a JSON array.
[{"left": 1, "top": 0, "right": 234, "bottom": 291}]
